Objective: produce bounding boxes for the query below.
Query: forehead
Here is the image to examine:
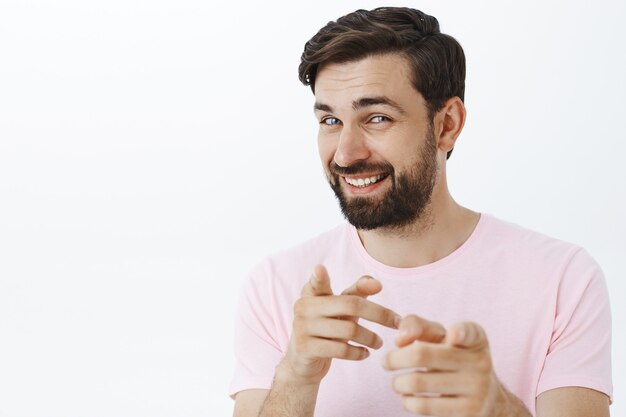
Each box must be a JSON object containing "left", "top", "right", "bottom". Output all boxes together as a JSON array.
[{"left": 314, "top": 54, "right": 422, "bottom": 109}]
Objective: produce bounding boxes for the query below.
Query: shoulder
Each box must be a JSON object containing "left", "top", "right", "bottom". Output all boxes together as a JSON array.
[
  {"left": 479, "top": 214, "right": 606, "bottom": 298},
  {"left": 481, "top": 213, "right": 591, "bottom": 266}
]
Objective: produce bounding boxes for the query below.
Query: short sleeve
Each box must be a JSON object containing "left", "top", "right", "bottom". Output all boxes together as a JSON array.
[
  {"left": 229, "top": 262, "right": 285, "bottom": 398},
  {"left": 537, "top": 248, "right": 613, "bottom": 402}
]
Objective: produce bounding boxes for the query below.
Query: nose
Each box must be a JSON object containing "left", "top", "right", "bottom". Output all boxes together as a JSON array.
[{"left": 333, "top": 125, "right": 371, "bottom": 167}]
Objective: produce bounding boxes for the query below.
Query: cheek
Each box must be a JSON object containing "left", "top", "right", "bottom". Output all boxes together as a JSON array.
[{"left": 318, "top": 135, "right": 336, "bottom": 167}]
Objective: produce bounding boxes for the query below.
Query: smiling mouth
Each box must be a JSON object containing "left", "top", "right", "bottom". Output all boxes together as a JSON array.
[{"left": 343, "top": 174, "right": 388, "bottom": 188}]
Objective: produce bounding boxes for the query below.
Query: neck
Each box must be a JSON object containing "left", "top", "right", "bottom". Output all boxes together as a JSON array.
[{"left": 356, "top": 185, "right": 480, "bottom": 268}]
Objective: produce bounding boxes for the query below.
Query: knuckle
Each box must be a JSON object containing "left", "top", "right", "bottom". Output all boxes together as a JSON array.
[
  {"left": 339, "top": 343, "right": 352, "bottom": 358},
  {"left": 293, "top": 333, "right": 308, "bottom": 351},
  {"left": 409, "top": 343, "right": 428, "bottom": 365},
  {"left": 345, "top": 321, "right": 359, "bottom": 339},
  {"left": 292, "top": 318, "right": 306, "bottom": 336},
  {"left": 293, "top": 298, "right": 306, "bottom": 317},
  {"left": 345, "top": 295, "right": 362, "bottom": 313},
  {"left": 368, "top": 331, "right": 380, "bottom": 346},
  {"left": 382, "top": 308, "right": 395, "bottom": 326},
  {"left": 474, "top": 353, "right": 492, "bottom": 372},
  {"left": 408, "top": 374, "right": 426, "bottom": 392},
  {"left": 396, "top": 373, "right": 426, "bottom": 393}
]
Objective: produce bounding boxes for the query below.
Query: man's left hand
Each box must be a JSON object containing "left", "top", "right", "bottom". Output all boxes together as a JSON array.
[{"left": 383, "top": 315, "right": 530, "bottom": 417}]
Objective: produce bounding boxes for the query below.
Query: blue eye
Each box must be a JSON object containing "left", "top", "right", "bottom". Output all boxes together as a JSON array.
[
  {"left": 321, "top": 117, "right": 341, "bottom": 126},
  {"left": 370, "top": 115, "right": 390, "bottom": 123}
]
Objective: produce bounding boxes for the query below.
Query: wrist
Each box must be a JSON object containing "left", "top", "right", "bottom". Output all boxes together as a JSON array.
[
  {"left": 259, "top": 360, "right": 321, "bottom": 417},
  {"left": 492, "top": 382, "right": 532, "bottom": 417},
  {"left": 275, "top": 358, "right": 323, "bottom": 390}
]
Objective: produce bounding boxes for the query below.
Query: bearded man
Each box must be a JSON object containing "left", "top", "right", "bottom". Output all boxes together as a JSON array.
[{"left": 230, "top": 7, "right": 612, "bottom": 417}]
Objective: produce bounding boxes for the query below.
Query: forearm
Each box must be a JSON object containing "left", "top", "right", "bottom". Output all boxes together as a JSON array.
[{"left": 259, "top": 362, "right": 321, "bottom": 417}]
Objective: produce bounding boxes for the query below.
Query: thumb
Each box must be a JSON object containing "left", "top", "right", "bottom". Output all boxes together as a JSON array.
[
  {"left": 340, "top": 275, "right": 382, "bottom": 298},
  {"left": 446, "top": 322, "right": 488, "bottom": 349},
  {"left": 300, "top": 264, "right": 334, "bottom": 297}
]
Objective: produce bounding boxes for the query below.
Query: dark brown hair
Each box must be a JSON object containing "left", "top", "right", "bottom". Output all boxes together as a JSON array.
[{"left": 298, "top": 7, "right": 465, "bottom": 159}]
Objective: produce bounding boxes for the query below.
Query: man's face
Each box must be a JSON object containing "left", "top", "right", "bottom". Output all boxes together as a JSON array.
[{"left": 313, "top": 53, "right": 440, "bottom": 230}]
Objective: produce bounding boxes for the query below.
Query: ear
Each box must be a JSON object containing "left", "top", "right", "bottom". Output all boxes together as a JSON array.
[{"left": 433, "top": 97, "right": 466, "bottom": 156}]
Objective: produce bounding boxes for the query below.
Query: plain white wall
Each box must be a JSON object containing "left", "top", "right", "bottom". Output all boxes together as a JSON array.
[{"left": 0, "top": 0, "right": 624, "bottom": 416}]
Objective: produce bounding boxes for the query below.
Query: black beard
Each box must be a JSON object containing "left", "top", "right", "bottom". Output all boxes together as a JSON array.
[{"left": 328, "top": 129, "right": 438, "bottom": 231}]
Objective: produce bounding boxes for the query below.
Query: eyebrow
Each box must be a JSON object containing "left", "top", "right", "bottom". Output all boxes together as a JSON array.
[{"left": 313, "top": 96, "right": 406, "bottom": 115}]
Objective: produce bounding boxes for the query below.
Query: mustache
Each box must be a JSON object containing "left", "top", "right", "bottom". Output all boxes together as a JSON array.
[{"left": 329, "top": 160, "right": 394, "bottom": 176}]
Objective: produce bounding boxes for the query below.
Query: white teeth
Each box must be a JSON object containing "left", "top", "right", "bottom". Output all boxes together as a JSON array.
[{"left": 345, "top": 175, "right": 383, "bottom": 188}]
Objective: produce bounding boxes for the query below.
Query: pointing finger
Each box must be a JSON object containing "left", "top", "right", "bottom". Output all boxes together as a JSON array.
[
  {"left": 382, "top": 340, "right": 465, "bottom": 371},
  {"left": 300, "top": 264, "right": 334, "bottom": 297},
  {"left": 395, "top": 314, "right": 447, "bottom": 347},
  {"left": 446, "top": 321, "right": 488, "bottom": 349},
  {"left": 297, "top": 295, "right": 399, "bottom": 329}
]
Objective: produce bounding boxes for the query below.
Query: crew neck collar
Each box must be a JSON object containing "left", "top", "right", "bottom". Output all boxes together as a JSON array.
[{"left": 347, "top": 212, "right": 490, "bottom": 277}]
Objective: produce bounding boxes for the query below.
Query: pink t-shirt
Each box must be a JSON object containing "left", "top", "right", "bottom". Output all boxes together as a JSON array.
[{"left": 230, "top": 214, "right": 612, "bottom": 415}]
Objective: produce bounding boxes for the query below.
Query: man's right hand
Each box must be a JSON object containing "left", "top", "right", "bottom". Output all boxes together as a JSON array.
[{"left": 278, "top": 264, "right": 400, "bottom": 387}]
